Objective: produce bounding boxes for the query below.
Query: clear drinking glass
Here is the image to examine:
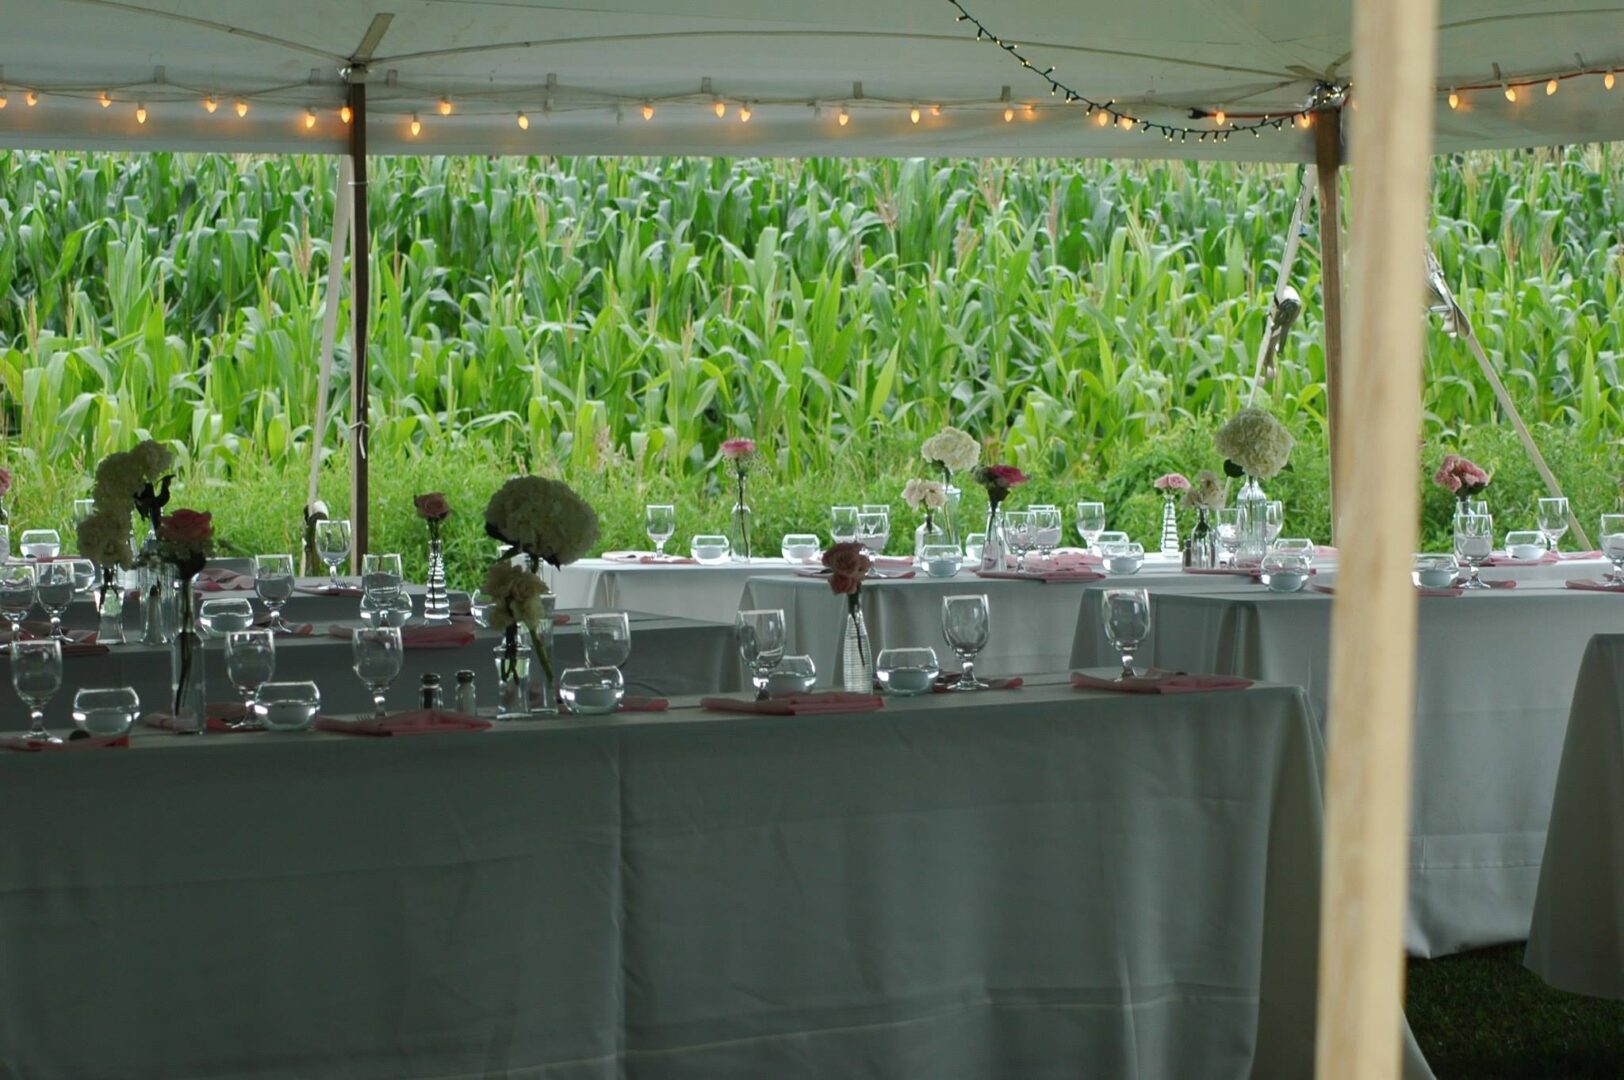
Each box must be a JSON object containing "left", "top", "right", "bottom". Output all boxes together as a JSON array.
[
  {"left": 1101, "top": 587, "right": 1152, "bottom": 680},
  {"left": 583, "top": 611, "right": 632, "bottom": 668},
  {"left": 766, "top": 655, "right": 818, "bottom": 696},
  {"left": 559, "top": 666, "right": 625, "bottom": 715},
  {"left": 645, "top": 504, "right": 676, "bottom": 557},
  {"left": 352, "top": 626, "right": 404, "bottom": 719},
  {"left": 12, "top": 638, "right": 63, "bottom": 743},
  {"left": 314, "top": 519, "right": 353, "bottom": 585},
  {"left": 855, "top": 510, "right": 889, "bottom": 555},
  {"left": 18, "top": 528, "right": 61, "bottom": 560},
  {"left": 1601, "top": 515, "right": 1624, "bottom": 583},
  {"left": 1504, "top": 531, "right": 1546, "bottom": 561},
  {"left": 71, "top": 499, "right": 96, "bottom": 529},
  {"left": 361, "top": 553, "right": 404, "bottom": 600},
  {"left": 1215, "top": 508, "right": 1243, "bottom": 565},
  {"left": 1075, "top": 502, "right": 1107, "bottom": 549},
  {"left": 919, "top": 543, "right": 963, "bottom": 578},
  {"left": 254, "top": 554, "right": 296, "bottom": 633},
  {"left": 1413, "top": 554, "right": 1460, "bottom": 590},
  {"left": 962, "top": 532, "right": 987, "bottom": 564},
  {"left": 940, "top": 594, "right": 990, "bottom": 691},
  {"left": 1264, "top": 501, "right": 1285, "bottom": 545},
  {"left": 1102, "top": 542, "right": 1145, "bottom": 576},
  {"left": 735, "top": 608, "right": 787, "bottom": 699},
  {"left": 198, "top": 597, "right": 254, "bottom": 636},
  {"left": 0, "top": 524, "right": 9, "bottom": 563},
  {"left": 72, "top": 686, "right": 140, "bottom": 736},
  {"left": 1453, "top": 511, "right": 1494, "bottom": 589},
  {"left": 1002, "top": 511, "right": 1034, "bottom": 568},
  {"left": 1260, "top": 551, "right": 1312, "bottom": 592},
  {"left": 255, "top": 681, "right": 322, "bottom": 732},
  {"left": 34, "top": 562, "right": 77, "bottom": 641},
  {"left": 1537, "top": 498, "right": 1569, "bottom": 552},
  {"left": 781, "top": 533, "right": 822, "bottom": 563},
  {"left": 830, "top": 506, "right": 860, "bottom": 544},
  {"left": 0, "top": 563, "right": 36, "bottom": 638},
  {"left": 225, "top": 629, "right": 277, "bottom": 726},
  {"left": 690, "top": 534, "right": 731, "bottom": 564},
  {"left": 469, "top": 591, "right": 496, "bottom": 628},
  {"left": 1030, "top": 505, "right": 1063, "bottom": 558},
  {"left": 66, "top": 558, "right": 97, "bottom": 602},
  {"left": 875, "top": 646, "right": 940, "bottom": 696}
]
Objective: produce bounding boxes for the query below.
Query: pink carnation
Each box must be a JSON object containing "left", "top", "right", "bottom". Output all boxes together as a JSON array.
[
  {"left": 414, "top": 492, "right": 452, "bottom": 521},
  {"left": 720, "top": 438, "right": 757, "bottom": 460},
  {"left": 976, "top": 464, "right": 1029, "bottom": 490},
  {"left": 822, "top": 541, "right": 871, "bottom": 579},
  {"left": 1433, "top": 454, "right": 1490, "bottom": 496},
  {"left": 1153, "top": 473, "right": 1191, "bottom": 492},
  {"left": 0, "top": 467, "right": 11, "bottom": 497},
  {"left": 159, "top": 508, "right": 213, "bottom": 546}
]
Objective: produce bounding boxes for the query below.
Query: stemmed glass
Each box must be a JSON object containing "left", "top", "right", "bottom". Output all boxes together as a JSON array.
[
  {"left": 224, "top": 629, "right": 277, "bottom": 728},
  {"left": 314, "top": 519, "right": 353, "bottom": 586},
  {"left": 254, "top": 554, "right": 296, "bottom": 633},
  {"left": 12, "top": 638, "right": 64, "bottom": 744},
  {"left": 1102, "top": 588, "right": 1152, "bottom": 680},
  {"left": 1030, "top": 505, "right": 1063, "bottom": 561},
  {"left": 941, "top": 594, "right": 990, "bottom": 691},
  {"left": 66, "top": 558, "right": 98, "bottom": 603},
  {"left": 1264, "top": 501, "right": 1285, "bottom": 547},
  {"left": 19, "top": 529, "right": 61, "bottom": 560},
  {"left": 735, "top": 608, "right": 787, "bottom": 699},
  {"left": 583, "top": 612, "right": 632, "bottom": 669},
  {"left": 855, "top": 509, "right": 890, "bottom": 555},
  {"left": 0, "top": 564, "right": 36, "bottom": 639},
  {"left": 1215, "top": 508, "right": 1243, "bottom": 566},
  {"left": 830, "top": 506, "right": 859, "bottom": 545},
  {"left": 1003, "top": 511, "right": 1034, "bottom": 569},
  {"left": 1600, "top": 515, "right": 1624, "bottom": 584},
  {"left": 645, "top": 504, "right": 676, "bottom": 558},
  {"left": 71, "top": 499, "right": 96, "bottom": 530},
  {"left": 360, "top": 553, "right": 405, "bottom": 627},
  {"left": 1537, "top": 498, "right": 1569, "bottom": 553},
  {"left": 351, "top": 626, "right": 404, "bottom": 719},
  {"left": 34, "top": 562, "right": 77, "bottom": 641},
  {"left": 1453, "top": 511, "right": 1494, "bottom": 589},
  {"left": 1075, "top": 502, "right": 1106, "bottom": 550}
]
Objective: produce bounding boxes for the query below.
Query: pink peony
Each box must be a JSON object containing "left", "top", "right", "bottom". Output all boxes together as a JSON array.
[
  {"left": 720, "top": 438, "right": 757, "bottom": 460},
  {"left": 414, "top": 492, "right": 452, "bottom": 521},
  {"left": 159, "top": 508, "right": 213, "bottom": 546},
  {"left": 1433, "top": 454, "right": 1490, "bottom": 496},
  {"left": 1154, "top": 473, "right": 1191, "bottom": 492},
  {"left": 0, "top": 467, "right": 11, "bottom": 497}
]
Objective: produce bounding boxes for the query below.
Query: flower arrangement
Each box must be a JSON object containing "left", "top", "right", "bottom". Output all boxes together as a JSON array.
[
  {"left": 155, "top": 507, "right": 215, "bottom": 719},
  {"left": 415, "top": 492, "right": 452, "bottom": 537},
  {"left": 720, "top": 438, "right": 757, "bottom": 559},
  {"left": 484, "top": 475, "right": 600, "bottom": 570},
  {"left": 1182, "top": 470, "right": 1226, "bottom": 512},
  {"left": 971, "top": 464, "right": 1028, "bottom": 568},
  {"left": 902, "top": 478, "right": 948, "bottom": 536},
  {"left": 824, "top": 540, "right": 873, "bottom": 680},
  {"left": 1214, "top": 408, "right": 1294, "bottom": 481},
  {"left": 483, "top": 561, "right": 547, "bottom": 633},
  {"left": 76, "top": 509, "right": 135, "bottom": 572},
  {"left": 1153, "top": 473, "right": 1191, "bottom": 493},
  {"left": 922, "top": 426, "right": 981, "bottom": 478},
  {"left": 81, "top": 440, "right": 177, "bottom": 623},
  {"left": 1433, "top": 454, "right": 1490, "bottom": 502}
]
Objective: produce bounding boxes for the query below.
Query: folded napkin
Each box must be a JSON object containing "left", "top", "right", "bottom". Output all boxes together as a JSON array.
[
  {"left": 1565, "top": 578, "right": 1624, "bottom": 593},
  {"left": 618, "top": 696, "right": 670, "bottom": 712},
  {"left": 603, "top": 551, "right": 701, "bottom": 566},
  {"left": 974, "top": 569, "right": 1103, "bottom": 584},
  {"left": 327, "top": 624, "right": 477, "bottom": 649},
  {"left": 143, "top": 703, "right": 258, "bottom": 733},
  {"left": 298, "top": 583, "right": 365, "bottom": 598},
  {"left": 1048, "top": 551, "right": 1103, "bottom": 569},
  {"left": 1482, "top": 553, "right": 1559, "bottom": 567},
  {"left": 316, "top": 709, "right": 492, "bottom": 736},
  {"left": 933, "top": 674, "right": 1024, "bottom": 692},
  {"left": 0, "top": 733, "right": 130, "bottom": 752},
  {"left": 194, "top": 568, "right": 255, "bottom": 592},
  {"left": 871, "top": 556, "right": 916, "bottom": 570},
  {"left": 700, "top": 692, "right": 886, "bottom": 715},
  {"left": 1559, "top": 550, "right": 1605, "bottom": 561},
  {"left": 1070, "top": 669, "right": 1253, "bottom": 695}
]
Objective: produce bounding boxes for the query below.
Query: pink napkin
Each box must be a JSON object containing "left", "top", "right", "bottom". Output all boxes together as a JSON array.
[
  {"left": 1463, "top": 578, "right": 1517, "bottom": 590},
  {"left": 618, "top": 696, "right": 670, "bottom": 712},
  {"left": 871, "top": 556, "right": 915, "bottom": 570},
  {"left": 932, "top": 674, "right": 1024, "bottom": 692},
  {"left": 0, "top": 733, "right": 130, "bottom": 752},
  {"left": 144, "top": 703, "right": 258, "bottom": 733},
  {"left": 194, "top": 568, "right": 255, "bottom": 592},
  {"left": 1565, "top": 578, "right": 1624, "bottom": 593},
  {"left": 604, "top": 551, "right": 700, "bottom": 566},
  {"left": 252, "top": 614, "right": 314, "bottom": 636},
  {"left": 1482, "top": 553, "right": 1558, "bottom": 567},
  {"left": 700, "top": 692, "right": 886, "bottom": 715},
  {"left": 974, "top": 569, "right": 1103, "bottom": 584},
  {"left": 1049, "top": 551, "right": 1103, "bottom": 570},
  {"left": 1071, "top": 670, "right": 1252, "bottom": 694},
  {"left": 298, "top": 583, "right": 365, "bottom": 598},
  {"left": 327, "top": 624, "right": 477, "bottom": 649},
  {"left": 316, "top": 710, "right": 492, "bottom": 736},
  {"left": 1559, "top": 550, "right": 1605, "bottom": 561}
]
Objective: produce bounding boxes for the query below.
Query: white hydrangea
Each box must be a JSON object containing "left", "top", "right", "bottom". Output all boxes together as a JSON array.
[
  {"left": 484, "top": 476, "right": 600, "bottom": 568},
  {"left": 483, "top": 561, "right": 548, "bottom": 632},
  {"left": 1214, "top": 408, "right": 1294, "bottom": 480},
  {"left": 132, "top": 439, "right": 173, "bottom": 481},
  {"left": 76, "top": 509, "right": 134, "bottom": 570},
  {"left": 921, "top": 426, "right": 981, "bottom": 474},
  {"left": 901, "top": 479, "right": 948, "bottom": 511},
  {"left": 1182, "top": 470, "right": 1227, "bottom": 512}
]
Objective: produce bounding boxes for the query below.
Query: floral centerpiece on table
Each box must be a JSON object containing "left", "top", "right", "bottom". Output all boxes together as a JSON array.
[
  {"left": 155, "top": 508, "right": 215, "bottom": 720},
  {"left": 415, "top": 492, "right": 454, "bottom": 624},
  {"left": 971, "top": 463, "right": 1028, "bottom": 568},
  {"left": 720, "top": 438, "right": 757, "bottom": 560},
  {"left": 824, "top": 541, "right": 875, "bottom": 691},
  {"left": 901, "top": 478, "right": 948, "bottom": 552},
  {"left": 1214, "top": 408, "right": 1293, "bottom": 563},
  {"left": 1181, "top": 470, "right": 1226, "bottom": 567},
  {"left": 921, "top": 425, "right": 980, "bottom": 542},
  {"left": 415, "top": 492, "right": 452, "bottom": 537},
  {"left": 82, "top": 440, "right": 176, "bottom": 642},
  {"left": 1153, "top": 474, "right": 1191, "bottom": 556},
  {"left": 1433, "top": 454, "right": 1490, "bottom": 519}
]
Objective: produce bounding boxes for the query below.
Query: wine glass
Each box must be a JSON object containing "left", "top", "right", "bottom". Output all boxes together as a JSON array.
[
  {"left": 254, "top": 554, "right": 296, "bottom": 633},
  {"left": 360, "top": 553, "right": 405, "bottom": 627},
  {"left": 19, "top": 529, "right": 61, "bottom": 560},
  {"left": 1075, "top": 502, "right": 1106, "bottom": 549},
  {"left": 1537, "top": 498, "right": 1569, "bottom": 553},
  {"left": 1601, "top": 515, "right": 1624, "bottom": 584},
  {"left": 352, "top": 626, "right": 404, "bottom": 719},
  {"left": 855, "top": 510, "right": 890, "bottom": 555},
  {"left": 11, "top": 638, "right": 63, "bottom": 744},
  {"left": 1101, "top": 588, "right": 1152, "bottom": 680},
  {"left": 1002, "top": 511, "right": 1034, "bottom": 569},
  {"left": 940, "top": 594, "right": 990, "bottom": 692},
  {"left": 71, "top": 498, "right": 96, "bottom": 529},
  {"left": 735, "top": 608, "right": 787, "bottom": 699},
  {"left": 0, "top": 564, "right": 36, "bottom": 639},
  {"left": 34, "top": 561, "right": 77, "bottom": 641},
  {"left": 1030, "top": 505, "right": 1063, "bottom": 560},
  {"left": 1215, "top": 508, "right": 1243, "bottom": 566},
  {"left": 224, "top": 630, "right": 276, "bottom": 727},
  {"left": 645, "top": 504, "right": 676, "bottom": 558},
  {"left": 72, "top": 686, "right": 140, "bottom": 737},
  {"left": 314, "top": 519, "right": 353, "bottom": 585},
  {"left": 1264, "top": 501, "right": 1285, "bottom": 546},
  {"left": 66, "top": 558, "right": 97, "bottom": 602},
  {"left": 1453, "top": 511, "right": 1494, "bottom": 589},
  {"left": 830, "top": 506, "right": 859, "bottom": 545},
  {"left": 583, "top": 612, "right": 632, "bottom": 668}
]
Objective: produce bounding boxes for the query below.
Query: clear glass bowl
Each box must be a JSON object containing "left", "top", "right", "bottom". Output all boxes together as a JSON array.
[
  {"left": 1101, "top": 541, "right": 1145, "bottom": 576},
  {"left": 765, "top": 655, "right": 817, "bottom": 696},
  {"left": 690, "top": 535, "right": 732, "bottom": 565},
  {"left": 1504, "top": 531, "right": 1545, "bottom": 560},
  {"left": 1412, "top": 553, "right": 1460, "bottom": 589},
  {"left": 1260, "top": 552, "right": 1312, "bottom": 592},
  {"left": 918, "top": 544, "right": 963, "bottom": 578},
  {"left": 254, "top": 681, "right": 321, "bottom": 732},
  {"left": 559, "top": 667, "right": 625, "bottom": 715},
  {"left": 72, "top": 687, "right": 139, "bottom": 736},
  {"left": 875, "top": 647, "right": 941, "bottom": 696},
  {"left": 781, "top": 534, "right": 822, "bottom": 563},
  {"left": 198, "top": 598, "right": 255, "bottom": 636}
]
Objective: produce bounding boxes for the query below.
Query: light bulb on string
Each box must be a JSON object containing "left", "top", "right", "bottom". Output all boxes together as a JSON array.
[
  {"left": 1024, "top": 103, "right": 1036, "bottom": 119},
  {"left": 738, "top": 103, "right": 751, "bottom": 123},
  {"left": 410, "top": 112, "right": 421, "bottom": 136},
  {"left": 1003, "top": 106, "right": 1014, "bottom": 122},
  {"left": 1118, "top": 114, "right": 1133, "bottom": 131},
  {"left": 204, "top": 96, "right": 218, "bottom": 113},
  {"left": 1546, "top": 78, "right": 1558, "bottom": 96},
  {"left": 304, "top": 108, "right": 317, "bottom": 130},
  {"left": 1504, "top": 84, "right": 1517, "bottom": 102},
  {"left": 438, "top": 97, "right": 452, "bottom": 116},
  {"left": 1606, "top": 71, "right": 1616, "bottom": 90},
  {"left": 838, "top": 107, "right": 849, "bottom": 127},
  {"left": 930, "top": 104, "right": 941, "bottom": 117},
  {"left": 135, "top": 102, "right": 147, "bottom": 125},
  {"left": 1093, "top": 110, "right": 1109, "bottom": 127},
  {"left": 642, "top": 101, "right": 654, "bottom": 121},
  {"left": 713, "top": 100, "right": 726, "bottom": 118},
  {"left": 25, "top": 90, "right": 37, "bottom": 107},
  {"left": 99, "top": 90, "right": 112, "bottom": 108},
  {"left": 1213, "top": 108, "right": 1226, "bottom": 126},
  {"left": 1447, "top": 89, "right": 1459, "bottom": 110},
  {"left": 0, "top": 94, "right": 7, "bottom": 110},
  {"left": 235, "top": 99, "right": 249, "bottom": 117},
  {"left": 1297, "top": 112, "right": 1312, "bottom": 128},
  {"left": 909, "top": 105, "right": 920, "bottom": 124},
  {"left": 340, "top": 104, "right": 352, "bottom": 124},
  {"left": 517, "top": 111, "right": 529, "bottom": 130}
]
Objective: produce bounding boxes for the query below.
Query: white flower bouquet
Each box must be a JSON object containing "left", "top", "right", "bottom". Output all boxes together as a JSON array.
[
  {"left": 484, "top": 475, "right": 600, "bottom": 569},
  {"left": 921, "top": 426, "right": 980, "bottom": 477},
  {"left": 1214, "top": 408, "right": 1294, "bottom": 480}
]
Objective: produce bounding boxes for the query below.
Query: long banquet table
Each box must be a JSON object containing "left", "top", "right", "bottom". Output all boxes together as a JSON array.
[
  {"left": 0, "top": 676, "right": 1431, "bottom": 1079},
  {"left": 1525, "top": 632, "right": 1624, "bottom": 999},
  {"left": 1070, "top": 580, "right": 1623, "bottom": 957}
]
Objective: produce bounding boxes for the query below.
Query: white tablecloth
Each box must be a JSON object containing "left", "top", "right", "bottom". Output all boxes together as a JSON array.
[
  {"left": 1072, "top": 582, "right": 1624, "bottom": 957},
  {"left": 544, "top": 557, "right": 797, "bottom": 623},
  {"left": 0, "top": 678, "right": 1430, "bottom": 1078},
  {"left": 1525, "top": 632, "right": 1624, "bottom": 999}
]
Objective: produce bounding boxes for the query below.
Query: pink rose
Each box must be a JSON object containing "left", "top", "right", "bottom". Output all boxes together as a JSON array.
[
  {"left": 720, "top": 438, "right": 757, "bottom": 460},
  {"left": 1154, "top": 473, "right": 1191, "bottom": 492},
  {"left": 822, "top": 541, "right": 872, "bottom": 579},
  {"left": 414, "top": 492, "right": 452, "bottom": 521},
  {"left": 1433, "top": 454, "right": 1489, "bottom": 496},
  {"left": 159, "top": 508, "right": 213, "bottom": 546},
  {"left": 0, "top": 467, "right": 11, "bottom": 497}
]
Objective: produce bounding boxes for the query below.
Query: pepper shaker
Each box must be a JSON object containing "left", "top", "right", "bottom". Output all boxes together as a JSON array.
[
  {"left": 419, "top": 673, "right": 443, "bottom": 711},
  {"left": 453, "top": 670, "right": 477, "bottom": 716}
]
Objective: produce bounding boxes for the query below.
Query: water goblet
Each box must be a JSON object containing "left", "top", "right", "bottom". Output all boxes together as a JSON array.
[
  {"left": 1453, "top": 512, "right": 1494, "bottom": 589},
  {"left": 352, "top": 626, "right": 404, "bottom": 719},
  {"left": 735, "top": 608, "right": 787, "bottom": 699},
  {"left": 11, "top": 638, "right": 63, "bottom": 744},
  {"left": 1536, "top": 498, "right": 1569, "bottom": 553},
  {"left": 19, "top": 528, "right": 61, "bottom": 560},
  {"left": 583, "top": 612, "right": 632, "bottom": 669},
  {"left": 1075, "top": 502, "right": 1106, "bottom": 549},
  {"left": 254, "top": 554, "right": 296, "bottom": 633},
  {"left": 766, "top": 655, "right": 817, "bottom": 696},
  {"left": 1215, "top": 508, "right": 1243, "bottom": 566},
  {"left": 559, "top": 666, "right": 625, "bottom": 715},
  {"left": 645, "top": 504, "right": 676, "bottom": 558},
  {"left": 1002, "top": 511, "right": 1034, "bottom": 569},
  {"left": 198, "top": 597, "right": 255, "bottom": 637},
  {"left": 72, "top": 686, "right": 140, "bottom": 737},
  {"left": 66, "top": 558, "right": 97, "bottom": 602},
  {"left": 781, "top": 533, "right": 822, "bottom": 563},
  {"left": 690, "top": 534, "right": 731, "bottom": 564},
  {"left": 1101, "top": 588, "right": 1152, "bottom": 680},
  {"left": 1264, "top": 501, "right": 1285, "bottom": 546},
  {"left": 1601, "top": 515, "right": 1624, "bottom": 584},
  {"left": 875, "top": 647, "right": 940, "bottom": 696},
  {"left": 224, "top": 629, "right": 276, "bottom": 727},
  {"left": 0, "top": 563, "right": 36, "bottom": 638},
  {"left": 1030, "top": 505, "right": 1063, "bottom": 560},
  {"left": 255, "top": 681, "right": 321, "bottom": 732},
  {"left": 830, "top": 506, "right": 859, "bottom": 545},
  {"left": 855, "top": 510, "right": 890, "bottom": 555},
  {"left": 34, "top": 562, "right": 77, "bottom": 641},
  {"left": 940, "top": 594, "right": 990, "bottom": 691},
  {"left": 314, "top": 519, "right": 353, "bottom": 585},
  {"left": 469, "top": 591, "right": 496, "bottom": 628}
]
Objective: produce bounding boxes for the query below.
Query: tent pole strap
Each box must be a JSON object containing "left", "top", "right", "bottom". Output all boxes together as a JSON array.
[
  {"left": 304, "top": 155, "right": 353, "bottom": 575},
  {"left": 1317, "top": 0, "right": 1437, "bottom": 1074},
  {"left": 1315, "top": 111, "right": 1345, "bottom": 543},
  {"left": 347, "top": 81, "right": 370, "bottom": 571}
]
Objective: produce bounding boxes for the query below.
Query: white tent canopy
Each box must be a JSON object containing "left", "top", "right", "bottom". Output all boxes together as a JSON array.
[{"left": 0, "top": 0, "right": 1619, "bottom": 159}]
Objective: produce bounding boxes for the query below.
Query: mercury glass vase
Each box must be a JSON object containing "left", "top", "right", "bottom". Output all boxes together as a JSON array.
[
  {"left": 1159, "top": 494, "right": 1181, "bottom": 556},
  {"left": 1235, "top": 477, "right": 1269, "bottom": 567},
  {"left": 422, "top": 536, "right": 451, "bottom": 625},
  {"left": 840, "top": 603, "right": 873, "bottom": 693}
]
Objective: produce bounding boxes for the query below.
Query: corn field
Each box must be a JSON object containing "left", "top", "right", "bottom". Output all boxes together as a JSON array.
[{"left": 1, "top": 147, "right": 1620, "bottom": 484}]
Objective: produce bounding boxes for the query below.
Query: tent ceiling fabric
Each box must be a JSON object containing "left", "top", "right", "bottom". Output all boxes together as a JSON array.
[{"left": 0, "top": 0, "right": 1619, "bottom": 159}]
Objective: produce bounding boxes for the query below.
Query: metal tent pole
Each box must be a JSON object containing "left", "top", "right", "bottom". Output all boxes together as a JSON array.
[{"left": 346, "top": 78, "right": 370, "bottom": 569}]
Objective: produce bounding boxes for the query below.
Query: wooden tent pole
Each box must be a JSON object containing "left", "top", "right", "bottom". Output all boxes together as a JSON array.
[
  {"left": 347, "top": 80, "right": 370, "bottom": 569},
  {"left": 1314, "top": 112, "right": 1345, "bottom": 542},
  {"left": 1316, "top": 0, "right": 1439, "bottom": 1075}
]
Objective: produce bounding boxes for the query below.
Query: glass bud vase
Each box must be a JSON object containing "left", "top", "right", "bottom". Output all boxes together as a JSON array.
[
  {"left": 1186, "top": 509, "right": 1217, "bottom": 569},
  {"left": 169, "top": 583, "right": 206, "bottom": 733},
  {"left": 96, "top": 571, "right": 125, "bottom": 646},
  {"left": 530, "top": 596, "right": 558, "bottom": 715},
  {"left": 422, "top": 536, "right": 451, "bottom": 625},
  {"left": 139, "top": 563, "right": 176, "bottom": 646},
  {"left": 1159, "top": 494, "right": 1181, "bottom": 556},
  {"left": 840, "top": 603, "right": 873, "bottom": 693},
  {"left": 914, "top": 518, "right": 947, "bottom": 558},
  {"left": 493, "top": 628, "right": 533, "bottom": 721},
  {"left": 978, "top": 509, "right": 1008, "bottom": 571},
  {"left": 729, "top": 502, "right": 753, "bottom": 563},
  {"left": 941, "top": 483, "right": 963, "bottom": 546},
  {"left": 1235, "top": 477, "right": 1269, "bottom": 567}
]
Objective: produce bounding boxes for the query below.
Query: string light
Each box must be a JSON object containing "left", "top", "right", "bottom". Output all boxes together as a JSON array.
[
  {"left": 1024, "top": 103, "right": 1036, "bottom": 119},
  {"left": 25, "top": 90, "right": 37, "bottom": 106},
  {"left": 1545, "top": 78, "right": 1558, "bottom": 96},
  {"left": 99, "top": 90, "right": 112, "bottom": 108},
  {"left": 1447, "top": 89, "right": 1459, "bottom": 110},
  {"left": 1297, "top": 112, "right": 1313, "bottom": 128},
  {"left": 642, "top": 101, "right": 654, "bottom": 121},
  {"left": 1093, "top": 110, "right": 1109, "bottom": 127},
  {"left": 909, "top": 105, "right": 920, "bottom": 124},
  {"left": 1504, "top": 83, "right": 1517, "bottom": 102},
  {"left": 1118, "top": 114, "right": 1133, "bottom": 131},
  {"left": 438, "top": 97, "right": 452, "bottom": 116},
  {"left": 135, "top": 102, "right": 147, "bottom": 125},
  {"left": 837, "top": 106, "right": 849, "bottom": 127},
  {"left": 517, "top": 111, "right": 529, "bottom": 130},
  {"left": 203, "top": 96, "right": 218, "bottom": 113},
  {"left": 738, "top": 103, "right": 751, "bottom": 123},
  {"left": 304, "top": 108, "right": 317, "bottom": 129},
  {"left": 930, "top": 104, "right": 942, "bottom": 117},
  {"left": 234, "top": 99, "right": 249, "bottom": 117},
  {"left": 0, "top": 93, "right": 7, "bottom": 110},
  {"left": 409, "top": 112, "right": 421, "bottom": 136},
  {"left": 1606, "top": 71, "right": 1617, "bottom": 90},
  {"left": 1003, "top": 106, "right": 1014, "bottom": 122},
  {"left": 713, "top": 100, "right": 726, "bottom": 118},
  {"left": 340, "top": 104, "right": 352, "bottom": 123},
  {"left": 1214, "top": 108, "right": 1226, "bottom": 126}
]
